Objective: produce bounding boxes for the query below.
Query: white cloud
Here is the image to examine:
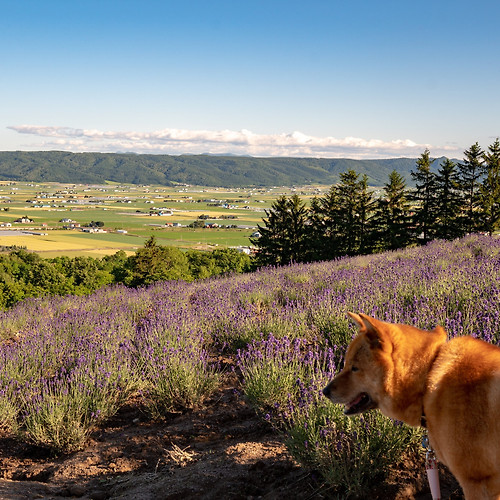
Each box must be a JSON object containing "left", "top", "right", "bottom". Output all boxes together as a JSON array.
[{"left": 7, "top": 125, "right": 461, "bottom": 159}]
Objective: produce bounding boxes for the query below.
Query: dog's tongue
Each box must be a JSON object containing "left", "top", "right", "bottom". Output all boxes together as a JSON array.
[{"left": 348, "top": 394, "right": 364, "bottom": 408}]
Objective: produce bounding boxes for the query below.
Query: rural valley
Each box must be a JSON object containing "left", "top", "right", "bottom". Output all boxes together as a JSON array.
[{"left": 0, "top": 180, "right": 314, "bottom": 257}]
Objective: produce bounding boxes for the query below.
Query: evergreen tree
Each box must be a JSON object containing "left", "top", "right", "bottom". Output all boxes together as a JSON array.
[
  {"left": 457, "top": 142, "right": 484, "bottom": 234},
  {"left": 410, "top": 149, "right": 438, "bottom": 244},
  {"left": 307, "top": 187, "right": 342, "bottom": 261},
  {"left": 372, "top": 170, "right": 412, "bottom": 251},
  {"left": 336, "top": 170, "right": 361, "bottom": 255},
  {"left": 331, "top": 170, "right": 374, "bottom": 256},
  {"left": 480, "top": 138, "right": 500, "bottom": 235},
  {"left": 304, "top": 196, "right": 325, "bottom": 262},
  {"left": 251, "top": 194, "right": 309, "bottom": 267},
  {"left": 356, "top": 174, "right": 376, "bottom": 254},
  {"left": 305, "top": 171, "right": 375, "bottom": 259},
  {"left": 435, "top": 158, "right": 462, "bottom": 239}
]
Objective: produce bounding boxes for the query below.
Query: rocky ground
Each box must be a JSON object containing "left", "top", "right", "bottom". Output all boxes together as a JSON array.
[{"left": 0, "top": 372, "right": 463, "bottom": 500}]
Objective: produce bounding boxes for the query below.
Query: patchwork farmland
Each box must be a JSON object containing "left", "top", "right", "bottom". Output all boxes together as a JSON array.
[{"left": 0, "top": 181, "right": 324, "bottom": 257}]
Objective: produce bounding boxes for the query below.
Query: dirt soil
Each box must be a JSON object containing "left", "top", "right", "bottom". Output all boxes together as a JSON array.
[{"left": 0, "top": 370, "right": 464, "bottom": 500}]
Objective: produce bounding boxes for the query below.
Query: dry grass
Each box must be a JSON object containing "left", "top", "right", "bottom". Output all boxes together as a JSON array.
[{"left": 162, "top": 444, "right": 199, "bottom": 468}]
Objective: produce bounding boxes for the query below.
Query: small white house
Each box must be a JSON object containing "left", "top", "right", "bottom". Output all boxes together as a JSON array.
[{"left": 14, "top": 217, "right": 33, "bottom": 224}]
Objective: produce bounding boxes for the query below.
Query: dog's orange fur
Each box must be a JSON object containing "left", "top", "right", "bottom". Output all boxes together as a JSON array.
[{"left": 323, "top": 313, "right": 500, "bottom": 500}]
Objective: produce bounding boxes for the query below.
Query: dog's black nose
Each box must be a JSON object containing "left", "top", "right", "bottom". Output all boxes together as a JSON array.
[{"left": 322, "top": 386, "right": 330, "bottom": 397}]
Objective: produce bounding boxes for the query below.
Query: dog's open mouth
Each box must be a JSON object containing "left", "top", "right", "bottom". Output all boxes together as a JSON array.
[{"left": 344, "top": 392, "right": 376, "bottom": 415}]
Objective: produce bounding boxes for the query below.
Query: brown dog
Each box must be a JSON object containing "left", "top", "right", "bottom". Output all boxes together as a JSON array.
[{"left": 322, "top": 312, "right": 500, "bottom": 500}]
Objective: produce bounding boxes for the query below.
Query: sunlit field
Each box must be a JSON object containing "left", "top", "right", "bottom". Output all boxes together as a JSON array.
[
  {"left": 0, "top": 227, "right": 256, "bottom": 257},
  {"left": 0, "top": 181, "right": 322, "bottom": 256}
]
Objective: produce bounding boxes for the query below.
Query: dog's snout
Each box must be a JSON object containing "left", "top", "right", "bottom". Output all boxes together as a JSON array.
[{"left": 322, "top": 385, "right": 331, "bottom": 398}]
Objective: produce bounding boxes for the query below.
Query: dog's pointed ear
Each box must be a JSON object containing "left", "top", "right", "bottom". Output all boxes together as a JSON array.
[
  {"left": 349, "top": 312, "right": 389, "bottom": 351},
  {"left": 347, "top": 312, "right": 364, "bottom": 328},
  {"left": 347, "top": 312, "right": 379, "bottom": 335}
]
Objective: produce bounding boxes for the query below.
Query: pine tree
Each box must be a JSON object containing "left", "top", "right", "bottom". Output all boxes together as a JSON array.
[
  {"left": 334, "top": 170, "right": 374, "bottom": 256},
  {"left": 411, "top": 149, "right": 438, "bottom": 244},
  {"left": 372, "top": 170, "right": 412, "bottom": 251},
  {"left": 308, "top": 171, "right": 375, "bottom": 258},
  {"left": 286, "top": 193, "right": 310, "bottom": 262},
  {"left": 252, "top": 194, "right": 309, "bottom": 267},
  {"left": 357, "top": 174, "right": 376, "bottom": 254},
  {"left": 307, "top": 186, "right": 342, "bottom": 261},
  {"left": 457, "top": 142, "right": 484, "bottom": 234},
  {"left": 480, "top": 138, "right": 500, "bottom": 235},
  {"left": 435, "top": 158, "right": 462, "bottom": 239},
  {"left": 304, "top": 196, "right": 323, "bottom": 261}
]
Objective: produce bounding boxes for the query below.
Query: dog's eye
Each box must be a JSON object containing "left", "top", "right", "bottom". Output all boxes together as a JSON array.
[{"left": 351, "top": 366, "right": 359, "bottom": 372}]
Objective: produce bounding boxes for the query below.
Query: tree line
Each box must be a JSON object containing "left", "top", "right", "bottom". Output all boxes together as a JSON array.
[
  {"left": 0, "top": 237, "right": 251, "bottom": 309},
  {"left": 251, "top": 140, "right": 500, "bottom": 266}
]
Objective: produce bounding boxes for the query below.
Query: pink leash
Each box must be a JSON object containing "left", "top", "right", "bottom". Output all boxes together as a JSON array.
[{"left": 422, "top": 435, "right": 441, "bottom": 500}]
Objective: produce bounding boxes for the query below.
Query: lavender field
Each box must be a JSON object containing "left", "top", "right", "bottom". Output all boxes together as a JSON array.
[{"left": 0, "top": 234, "right": 499, "bottom": 497}]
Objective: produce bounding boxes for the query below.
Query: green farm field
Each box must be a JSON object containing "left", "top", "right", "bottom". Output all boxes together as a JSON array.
[{"left": 0, "top": 181, "right": 324, "bottom": 256}]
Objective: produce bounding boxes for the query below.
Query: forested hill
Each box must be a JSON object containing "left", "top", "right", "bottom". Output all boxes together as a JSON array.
[{"left": 0, "top": 151, "right": 435, "bottom": 187}]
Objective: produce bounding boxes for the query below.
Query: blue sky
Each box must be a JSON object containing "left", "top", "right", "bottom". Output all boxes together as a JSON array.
[{"left": 1, "top": 0, "right": 499, "bottom": 159}]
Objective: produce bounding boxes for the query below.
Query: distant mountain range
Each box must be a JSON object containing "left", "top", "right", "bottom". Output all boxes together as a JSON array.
[{"left": 0, "top": 151, "right": 448, "bottom": 187}]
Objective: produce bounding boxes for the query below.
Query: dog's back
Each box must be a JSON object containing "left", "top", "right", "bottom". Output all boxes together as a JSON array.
[{"left": 425, "top": 336, "right": 500, "bottom": 498}]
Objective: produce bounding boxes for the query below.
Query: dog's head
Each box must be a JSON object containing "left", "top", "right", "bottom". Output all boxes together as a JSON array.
[{"left": 322, "top": 312, "right": 394, "bottom": 415}]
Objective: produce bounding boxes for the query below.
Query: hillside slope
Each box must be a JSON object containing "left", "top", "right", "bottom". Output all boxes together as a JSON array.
[{"left": 0, "top": 151, "right": 438, "bottom": 187}]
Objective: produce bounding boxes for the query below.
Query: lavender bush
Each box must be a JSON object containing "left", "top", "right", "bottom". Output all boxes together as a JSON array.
[
  {"left": 237, "top": 334, "right": 421, "bottom": 496},
  {"left": 237, "top": 334, "right": 338, "bottom": 414},
  {"left": 136, "top": 308, "right": 221, "bottom": 417},
  {"left": 0, "top": 307, "right": 140, "bottom": 451},
  {"left": 286, "top": 404, "right": 421, "bottom": 497}
]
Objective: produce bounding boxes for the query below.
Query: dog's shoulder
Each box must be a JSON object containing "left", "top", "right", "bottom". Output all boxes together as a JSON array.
[
  {"left": 442, "top": 335, "right": 500, "bottom": 366},
  {"left": 428, "top": 335, "right": 500, "bottom": 392}
]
